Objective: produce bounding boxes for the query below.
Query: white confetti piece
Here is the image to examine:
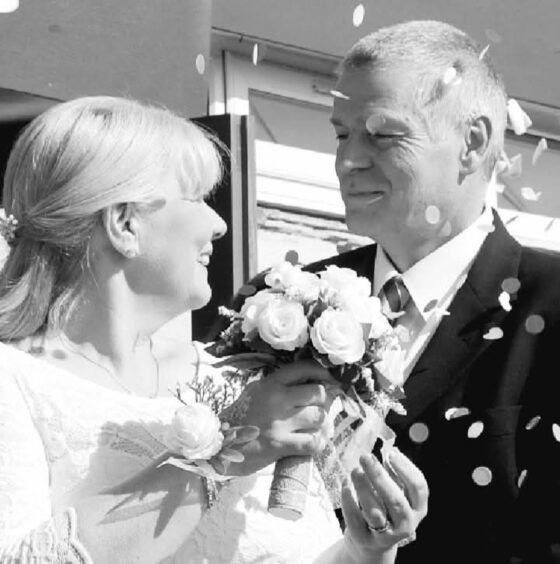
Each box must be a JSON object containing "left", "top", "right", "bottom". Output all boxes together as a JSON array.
[
  {"left": 507, "top": 99, "right": 532, "bottom": 135},
  {"left": 478, "top": 223, "right": 496, "bottom": 233},
  {"left": 467, "top": 421, "right": 484, "bottom": 438},
  {"left": 498, "top": 291, "right": 512, "bottom": 312},
  {"left": 365, "top": 114, "right": 386, "bottom": 134},
  {"left": 352, "top": 3, "right": 365, "bottom": 27},
  {"left": 445, "top": 407, "right": 471, "bottom": 421},
  {"left": 440, "top": 220, "right": 452, "bottom": 237},
  {"left": 472, "top": 466, "right": 493, "bottom": 486},
  {"left": 0, "top": 0, "right": 18, "bottom": 13},
  {"left": 532, "top": 138, "right": 548, "bottom": 165},
  {"left": 456, "top": 274, "right": 468, "bottom": 289},
  {"left": 553, "top": 423, "right": 560, "bottom": 442},
  {"left": 503, "top": 153, "right": 523, "bottom": 178},
  {"left": 525, "top": 415, "right": 541, "bottom": 430},
  {"left": 252, "top": 43, "right": 259, "bottom": 66},
  {"left": 442, "top": 67, "right": 457, "bottom": 85},
  {"left": 517, "top": 469, "right": 528, "bottom": 488},
  {"left": 409, "top": 422, "right": 429, "bottom": 443},
  {"left": 495, "top": 183, "right": 505, "bottom": 194},
  {"left": 483, "top": 327, "right": 503, "bottom": 340},
  {"left": 485, "top": 29, "right": 502, "bottom": 43},
  {"left": 425, "top": 205, "right": 441, "bottom": 225},
  {"left": 330, "top": 90, "right": 350, "bottom": 100},
  {"left": 195, "top": 54, "right": 206, "bottom": 75},
  {"left": 520, "top": 187, "right": 541, "bottom": 201},
  {"left": 479, "top": 44, "right": 490, "bottom": 60},
  {"left": 502, "top": 277, "right": 521, "bottom": 294}
]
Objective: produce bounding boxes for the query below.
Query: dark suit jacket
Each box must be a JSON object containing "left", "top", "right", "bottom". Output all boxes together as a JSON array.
[{"left": 213, "top": 214, "right": 560, "bottom": 563}]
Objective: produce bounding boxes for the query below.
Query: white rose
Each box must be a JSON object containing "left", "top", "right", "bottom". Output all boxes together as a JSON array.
[
  {"left": 166, "top": 404, "right": 223, "bottom": 460},
  {"left": 264, "top": 261, "right": 303, "bottom": 290},
  {"left": 240, "top": 290, "right": 276, "bottom": 336},
  {"left": 257, "top": 298, "right": 309, "bottom": 351},
  {"left": 336, "top": 289, "right": 391, "bottom": 338},
  {"left": 311, "top": 308, "right": 365, "bottom": 365},
  {"left": 319, "top": 265, "right": 371, "bottom": 297},
  {"left": 265, "top": 262, "right": 321, "bottom": 302}
]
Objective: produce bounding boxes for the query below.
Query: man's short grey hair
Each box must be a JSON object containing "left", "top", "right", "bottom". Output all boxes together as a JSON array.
[{"left": 340, "top": 20, "right": 508, "bottom": 177}]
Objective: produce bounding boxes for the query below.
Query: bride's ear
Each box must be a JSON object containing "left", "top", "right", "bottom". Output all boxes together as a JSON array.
[{"left": 102, "top": 203, "right": 140, "bottom": 259}]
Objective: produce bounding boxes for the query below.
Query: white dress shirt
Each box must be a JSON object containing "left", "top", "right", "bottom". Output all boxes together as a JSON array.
[{"left": 373, "top": 207, "right": 494, "bottom": 381}]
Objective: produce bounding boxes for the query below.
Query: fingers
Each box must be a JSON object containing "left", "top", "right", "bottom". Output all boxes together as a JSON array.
[
  {"left": 386, "top": 447, "right": 429, "bottom": 515},
  {"left": 341, "top": 480, "right": 371, "bottom": 545},
  {"left": 230, "top": 425, "right": 260, "bottom": 444},
  {"left": 286, "top": 382, "right": 332, "bottom": 407},
  {"left": 359, "top": 454, "right": 412, "bottom": 536},
  {"left": 350, "top": 468, "right": 387, "bottom": 531},
  {"left": 271, "top": 360, "right": 337, "bottom": 386}
]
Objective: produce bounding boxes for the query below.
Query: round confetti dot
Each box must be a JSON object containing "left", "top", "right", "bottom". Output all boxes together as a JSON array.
[
  {"left": 525, "top": 415, "right": 541, "bottom": 430},
  {"left": 525, "top": 314, "right": 545, "bottom": 334},
  {"left": 365, "top": 114, "right": 386, "bottom": 134},
  {"left": 29, "top": 346, "right": 45, "bottom": 356},
  {"left": 472, "top": 466, "right": 493, "bottom": 486},
  {"left": 409, "top": 422, "right": 429, "bottom": 443},
  {"left": 352, "top": 3, "right": 365, "bottom": 27},
  {"left": 51, "top": 349, "right": 67, "bottom": 360},
  {"left": 445, "top": 406, "right": 471, "bottom": 420},
  {"left": 553, "top": 423, "right": 560, "bottom": 442},
  {"left": 423, "top": 299, "right": 438, "bottom": 313},
  {"left": 501, "top": 277, "right": 521, "bottom": 294},
  {"left": 517, "top": 469, "right": 528, "bottom": 488},
  {"left": 440, "top": 220, "right": 452, "bottom": 237},
  {"left": 485, "top": 29, "right": 502, "bottom": 43},
  {"left": 425, "top": 205, "right": 441, "bottom": 225},
  {"left": 284, "top": 250, "right": 299, "bottom": 265},
  {"left": 238, "top": 284, "right": 257, "bottom": 297},
  {"left": 483, "top": 327, "right": 503, "bottom": 340},
  {"left": 467, "top": 421, "right": 484, "bottom": 438},
  {"left": 195, "top": 54, "right": 206, "bottom": 75},
  {"left": 0, "top": 0, "right": 19, "bottom": 13}
]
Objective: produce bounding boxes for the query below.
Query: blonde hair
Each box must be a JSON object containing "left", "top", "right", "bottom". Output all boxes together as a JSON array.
[
  {"left": 0, "top": 96, "right": 224, "bottom": 340},
  {"left": 341, "top": 20, "right": 508, "bottom": 177}
]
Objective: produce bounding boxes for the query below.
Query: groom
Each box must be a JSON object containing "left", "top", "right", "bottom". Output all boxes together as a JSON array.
[{"left": 216, "top": 20, "right": 560, "bottom": 563}]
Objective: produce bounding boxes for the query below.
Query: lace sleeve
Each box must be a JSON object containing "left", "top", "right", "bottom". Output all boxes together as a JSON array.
[{"left": 0, "top": 369, "right": 91, "bottom": 562}]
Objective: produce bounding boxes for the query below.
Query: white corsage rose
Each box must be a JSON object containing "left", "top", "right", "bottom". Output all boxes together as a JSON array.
[
  {"left": 166, "top": 404, "right": 224, "bottom": 460},
  {"left": 311, "top": 308, "right": 365, "bottom": 365},
  {"left": 257, "top": 298, "right": 309, "bottom": 351}
]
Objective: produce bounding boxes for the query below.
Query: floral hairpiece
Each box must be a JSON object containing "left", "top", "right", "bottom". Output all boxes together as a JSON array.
[{"left": 0, "top": 209, "right": 19, "bottom": 244}]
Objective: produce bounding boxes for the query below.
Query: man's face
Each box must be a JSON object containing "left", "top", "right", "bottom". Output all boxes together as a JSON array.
[{"left": 331, "top": 66, "right": 466, "bottom": 248}]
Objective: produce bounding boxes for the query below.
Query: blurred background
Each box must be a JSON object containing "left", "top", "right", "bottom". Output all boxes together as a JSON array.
[{"left": 1, "top": 0, "right": 559, "bottom": 336}]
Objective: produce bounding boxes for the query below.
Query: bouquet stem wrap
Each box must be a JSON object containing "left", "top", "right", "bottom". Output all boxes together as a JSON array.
[{"left": 268, "top": 455, "right": 313, "bottom": 520}]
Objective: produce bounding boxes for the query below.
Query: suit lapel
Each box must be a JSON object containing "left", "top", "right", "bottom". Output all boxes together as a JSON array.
[{"left": 386, "top": 212, "right": 522, "bottom": 432}]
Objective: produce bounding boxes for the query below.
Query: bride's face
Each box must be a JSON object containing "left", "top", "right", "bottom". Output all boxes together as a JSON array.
[{"left": 131, "top": 175, "right": 227, "bottom": 315}]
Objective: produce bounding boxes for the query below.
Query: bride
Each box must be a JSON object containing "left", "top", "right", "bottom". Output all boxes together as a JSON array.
[{"left": 0, "top": 96, "right": 427, "bottom": 563}]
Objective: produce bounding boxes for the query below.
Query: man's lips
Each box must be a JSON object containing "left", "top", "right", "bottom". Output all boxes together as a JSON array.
[{"left": 344, "top": 191, "right": 385, "bottom": 204}]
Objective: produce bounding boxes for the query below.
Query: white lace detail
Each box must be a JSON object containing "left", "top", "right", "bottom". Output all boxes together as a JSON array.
[{"left": 0, "top": 342, "right": 343, "bottom": 563}]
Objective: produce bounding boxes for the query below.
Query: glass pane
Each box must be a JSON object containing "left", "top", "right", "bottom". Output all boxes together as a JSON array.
[{"left": 249, "top": 90, "right": 335, "bottom": 154}]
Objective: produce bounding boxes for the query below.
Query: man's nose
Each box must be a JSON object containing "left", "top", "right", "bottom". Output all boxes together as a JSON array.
[{"left": 336, "top": 135, "right": 372, "bottom": 174}]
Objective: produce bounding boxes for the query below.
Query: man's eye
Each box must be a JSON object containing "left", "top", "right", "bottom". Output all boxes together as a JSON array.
[{"left": 335, "top": 133, "right": 348, "bottom": 141}]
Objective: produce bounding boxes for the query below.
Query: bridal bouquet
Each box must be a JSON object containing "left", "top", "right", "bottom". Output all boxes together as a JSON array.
[{"left": 211, "top": 261, "right": 406, "bottom": 519}]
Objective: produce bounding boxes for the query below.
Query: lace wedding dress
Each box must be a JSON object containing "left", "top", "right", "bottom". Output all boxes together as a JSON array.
[{"left": 0, "top": 342, "right": 343, "bottom": 563}]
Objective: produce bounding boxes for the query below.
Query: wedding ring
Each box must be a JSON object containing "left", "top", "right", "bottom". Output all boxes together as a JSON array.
[
  {"left": 366, "top": 520, "right": 392, "bottom": 534},
  {"left": 397, "top": 531, "right": 417, "bottom": 548}
]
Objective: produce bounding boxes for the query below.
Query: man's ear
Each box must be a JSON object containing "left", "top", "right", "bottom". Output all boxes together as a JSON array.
[
  {"left": 460, "top": 116, "right": 491, "bottom": 175},
  {"left": 102, "top": 203, "right": 140, "bottom": 259}
]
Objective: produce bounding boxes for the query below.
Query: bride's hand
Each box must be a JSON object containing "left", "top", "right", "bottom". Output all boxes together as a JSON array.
[
  {"left": 220, "top": 359, "right": 339, "bottom": 476},
  {"left": 341, "top": 449, "right": 428, "bottom": 564}
]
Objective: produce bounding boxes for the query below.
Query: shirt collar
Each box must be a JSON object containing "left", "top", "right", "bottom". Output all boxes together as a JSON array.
[{"left": 374, "top": 207, "right": 494, "bottom": 321}]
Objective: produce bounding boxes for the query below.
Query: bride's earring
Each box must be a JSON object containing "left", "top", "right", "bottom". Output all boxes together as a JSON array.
[{"left": 124, "top": 248, "right": 137, "bottom": 259}]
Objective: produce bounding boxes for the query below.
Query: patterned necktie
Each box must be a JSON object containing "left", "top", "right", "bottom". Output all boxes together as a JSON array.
[{"left": 379, "top": 275, "right": 410, "bottom": 325}]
